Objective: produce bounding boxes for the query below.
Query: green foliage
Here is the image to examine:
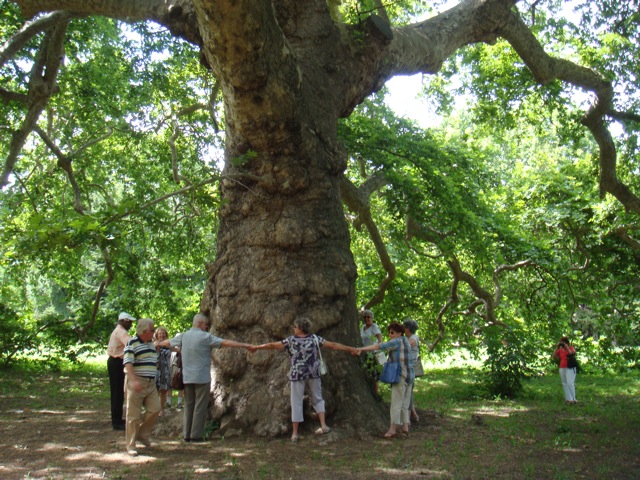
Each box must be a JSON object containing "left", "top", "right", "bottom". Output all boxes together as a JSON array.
[
  {"left": 231, "top": 150, "right": 258, "bottom": 167},
  {"left": 479, "top": 327, "right": 535, "bottom": 399},
  {"left": 338, "top": 0, "right": 433, "bottom": 25},
  {"left": 341, "top": 59, "right": 639, "bottom": 373},
  {"left": 0, "top": 17, "right": 222, "bottom": 364}
]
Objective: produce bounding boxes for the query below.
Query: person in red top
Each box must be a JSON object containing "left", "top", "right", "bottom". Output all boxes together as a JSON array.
[{"left": 553, "top": 336, "right": 577, "bottom": 404}]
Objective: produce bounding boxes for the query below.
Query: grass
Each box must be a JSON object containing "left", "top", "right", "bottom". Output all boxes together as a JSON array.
[
  {"left": 380, "top": 364, "right": 640, "bottom": 479},
  {"left": 1, "top": 357, "right": 639, "bottom": 479},
  {"left": 0, "top": 356, "right": 109, "bottom": 409}
]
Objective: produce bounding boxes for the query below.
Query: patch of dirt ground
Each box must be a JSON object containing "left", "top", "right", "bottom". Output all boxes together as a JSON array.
[{"left": 1, "top": 372, "right": 638, "bottom": 479}]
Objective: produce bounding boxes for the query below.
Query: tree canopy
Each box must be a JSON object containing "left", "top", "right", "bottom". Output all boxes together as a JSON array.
[{"left": 1, "top": 0, "right": 639, "bottom": 431}]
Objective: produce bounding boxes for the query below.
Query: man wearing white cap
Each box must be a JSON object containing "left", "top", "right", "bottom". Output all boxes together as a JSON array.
[{"left": 107, "top": 311, "right": 135, "bottom": 430}]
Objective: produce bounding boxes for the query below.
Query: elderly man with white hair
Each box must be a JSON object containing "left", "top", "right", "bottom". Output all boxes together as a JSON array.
[
  {"left": 123, "top": 317, "right": 160, "bottom": 456},
  {"left": 158, "top": 313, "right": 252, "bottom": 442}
]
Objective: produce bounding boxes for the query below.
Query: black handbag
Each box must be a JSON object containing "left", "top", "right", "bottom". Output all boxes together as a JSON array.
[{"left": 567, "top": 352, "right": 580, "bottom": 372}]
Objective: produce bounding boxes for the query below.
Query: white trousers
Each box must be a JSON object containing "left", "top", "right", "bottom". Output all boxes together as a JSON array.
[
  {"left": 559, "top": 367, "right": 577, "bottom": 401},
  {"left": 290, "top": 377, "right": 324, "bottom": 423}
]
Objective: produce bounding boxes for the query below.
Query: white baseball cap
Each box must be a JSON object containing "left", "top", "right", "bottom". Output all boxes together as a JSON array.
[{"left": 118, "top": 312, "right": 136, "bottom": 321}]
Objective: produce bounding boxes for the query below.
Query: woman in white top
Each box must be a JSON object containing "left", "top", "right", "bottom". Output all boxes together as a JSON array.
[{"left": 360, "top": 309, "right": 383, "bottom": 395}]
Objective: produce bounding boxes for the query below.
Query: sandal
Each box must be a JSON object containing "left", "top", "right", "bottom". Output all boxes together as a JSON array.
[
  {"left": 383, "top": 431, "right": 397, "bottom": 439},
  {"left": 290, "top": 434, "right": 300, "bottom": 442},
  {"left": 314, "top": 426, "right": 331, "bottom": 435}
]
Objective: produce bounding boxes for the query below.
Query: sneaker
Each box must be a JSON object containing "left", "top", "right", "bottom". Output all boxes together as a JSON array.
[{"left": 127, "top": 448, "right": 138, "bottom": 457}]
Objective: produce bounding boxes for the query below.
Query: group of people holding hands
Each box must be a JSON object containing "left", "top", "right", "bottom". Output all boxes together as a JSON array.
[
  {"left": 108, "top": 308, "right": 578, "bottom": 455},
  {"left": 108, "top": 309, "right": 423, "bottom": 453},
  {"left": 108, "top": 313, "right": 253, "bottom": 456}
]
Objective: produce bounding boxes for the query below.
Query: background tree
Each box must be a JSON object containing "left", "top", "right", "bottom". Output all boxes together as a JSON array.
[{"left": 2, "top": 0, "right": 638, "bottom": 433}]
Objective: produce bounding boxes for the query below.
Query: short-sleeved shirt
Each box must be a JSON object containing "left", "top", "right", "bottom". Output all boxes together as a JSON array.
[
  {"left": 107, "top": 324, "right": 131, "bottom": 358},
  {"left": 123, "top": 335, "right": 157, "bottom": 378},
  {"left": 282, "top": 334, "right": 325, "bottom": 381},
  {"left": 555, "top": 345, "right": 576, "bottom": 368},
  {"left": 360, "top": 323, "right": 382, "bottom": 347},
  {"left": 408, "top": 333, "right": 420, "bottom": 365},
  {"left": 170, "top": 327, "right": 223, "bottom": 384},
  {"left": 379, "top": 336, "right": 414, "bottom": 384}
]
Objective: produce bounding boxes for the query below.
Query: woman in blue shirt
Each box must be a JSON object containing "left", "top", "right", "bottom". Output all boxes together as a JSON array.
[{"left": 357, "top": 321, "right": 414, "bottom": 438}]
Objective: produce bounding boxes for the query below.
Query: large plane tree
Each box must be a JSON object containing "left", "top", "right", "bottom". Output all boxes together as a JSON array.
[{"left": 2, "top": 0, "right": 638, "bottom": 435}]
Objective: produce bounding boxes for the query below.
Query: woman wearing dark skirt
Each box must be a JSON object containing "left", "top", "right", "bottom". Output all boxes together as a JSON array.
[{"left": 154, "top": 327, "right": 173, "bottom": 416}]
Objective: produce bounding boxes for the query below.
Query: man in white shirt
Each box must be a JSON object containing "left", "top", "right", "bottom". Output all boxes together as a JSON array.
[{"left": 107, "top": 312, "right": 135, "bottom": 430}]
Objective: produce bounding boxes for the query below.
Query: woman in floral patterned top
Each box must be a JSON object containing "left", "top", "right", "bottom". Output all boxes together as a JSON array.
[
  {"left": 153, "top": 326, "right": 173, "bottom": 416},
  {"left": 250, "top": 317, "right": 356, "bottom": 442}
]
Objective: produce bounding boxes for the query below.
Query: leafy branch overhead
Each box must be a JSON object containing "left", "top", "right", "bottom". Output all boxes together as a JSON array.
[{"left": 6, "top": 1, "right": 637, "bottom": 213}]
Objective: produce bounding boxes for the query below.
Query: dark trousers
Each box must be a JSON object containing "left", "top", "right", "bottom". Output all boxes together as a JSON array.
[
  {"left": 108, "top": 356, "right": 126, "bottom": 427},
  {"left": 183, "top": 382, "right": 210, "bottom": 440}
]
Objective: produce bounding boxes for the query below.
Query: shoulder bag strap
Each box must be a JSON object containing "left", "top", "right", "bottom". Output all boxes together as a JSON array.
[{"left": 314, "top": 335, "right": 324, "bottom": 364}]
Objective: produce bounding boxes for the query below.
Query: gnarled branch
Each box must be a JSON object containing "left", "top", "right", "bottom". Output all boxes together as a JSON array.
[
  {"left": 341, "top": 174, "right": 396, "bottom": 309},
  {"left": 1, "top": 16, "right": 68, "bottom": 188},
  {"left": 498, "top": 10, "right": 640, "bottom": 213}
]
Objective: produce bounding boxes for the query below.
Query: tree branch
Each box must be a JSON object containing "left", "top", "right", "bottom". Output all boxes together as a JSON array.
[
  {"left": 13, "top": 0, "right": 203, "bottom": 46},
  {"left": 341, "top": 174, "right": 396, "bottom": 309},
  {"left": 78, "top": 246, "right": 114, "bottom": 340},
  {"left": 614, "top": 226, "right": 640, "bottom": 250},
  {"left": 493, "top": 259, "right": 535, "bottom": 304},
  {"left": 607, "top": 109, "right": 640, "bottom": 125},
  {"left": 34, "top": 125, "right": 85, "bottom": 213},
  {"left": 497, "top": 10, "right": 640, "bottom": 214},
  {"left": 1, "top": 17, "right": 68, "bottom": 188},
  {"left": 103, "top": 176, "right": 220, "bottom": 226},
  {"left": 385, "top": 0, "right": 516, "bottom": 77},
  {"left": 0, "top": 10, "right": 75, "bottom": 68},
  {"left": 0, "top": 86, "right": 28, "bottom": 104}
]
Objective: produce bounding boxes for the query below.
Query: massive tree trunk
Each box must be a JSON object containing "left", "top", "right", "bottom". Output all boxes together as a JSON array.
[
  {"left": 8, "top": 0, "right": 628, "bottom": 436},
  {"left": 200, "top": 117, "right": 381, "bottom": 435},
  {"left": 193, "top": 0, "right": 392, "bottom": 435}
]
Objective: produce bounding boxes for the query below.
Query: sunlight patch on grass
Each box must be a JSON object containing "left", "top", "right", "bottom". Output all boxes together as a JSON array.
[
  {"left": 229, "top": 450, "right": 251, "bottom": 458},
  {"left": 556, "top": 447, "right": 583, "bottom": 453},
  {"left": 66, "top": 415, "right": 98, "bottom": 423},
  {"left": 193, "top": 466, "right": 218, "bottom": 473},
  {"left": 474, "top": 405, "right": 531, "bottom": 416},
  {"left": 376, "top": 466, "right": 451, "bottom": 477}
]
